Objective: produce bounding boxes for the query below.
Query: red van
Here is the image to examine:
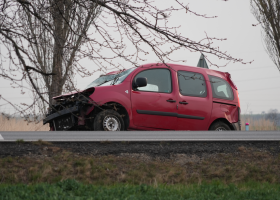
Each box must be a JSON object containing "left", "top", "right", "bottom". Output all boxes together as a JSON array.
[{"left": 43, "top": 63, "right": 241, "bottom": 131}]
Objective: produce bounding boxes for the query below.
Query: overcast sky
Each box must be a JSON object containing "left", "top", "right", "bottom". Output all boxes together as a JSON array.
[{"left": 1, "top": 0, "right": 280, "bottom": 115}]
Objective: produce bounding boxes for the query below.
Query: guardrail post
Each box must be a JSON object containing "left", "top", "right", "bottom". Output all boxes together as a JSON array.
[{"left": 245, "top": 123, "right": 249, "bottom": 131}]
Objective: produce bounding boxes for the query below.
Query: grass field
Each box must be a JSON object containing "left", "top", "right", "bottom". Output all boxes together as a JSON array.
[
  {"left": 0, "top": 146, "right": 279, "bottom": 185},
  {"left": 1, "top": 180, "right": 280, "bottom": 200},
  {"left": 1, "top": 147, "right": 280, "bottom": 200}
]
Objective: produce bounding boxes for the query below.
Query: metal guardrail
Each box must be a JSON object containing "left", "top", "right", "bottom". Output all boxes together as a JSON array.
[{"left": 1, "top": 131, "right": 280, "bottom": 142}]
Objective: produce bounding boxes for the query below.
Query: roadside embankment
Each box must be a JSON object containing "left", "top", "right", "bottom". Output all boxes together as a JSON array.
[{"left": 0, "top": 141, "right": 280, "bottom": 185}]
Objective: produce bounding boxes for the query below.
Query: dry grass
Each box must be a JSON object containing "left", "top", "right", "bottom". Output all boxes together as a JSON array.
[
  {"left": 0, "top": 115, "right": 49, "bottom": 131},
  {"left": 32, "top": 139, "right": 53, "bottom": 146},
  {"left": 0, "top": 147, "right": 280, "bottom": 185},
  {"left": 241, "top": 117, "right": 277, "bottom": 131}
]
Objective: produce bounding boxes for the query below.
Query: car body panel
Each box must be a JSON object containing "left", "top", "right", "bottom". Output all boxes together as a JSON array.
[
  {"left": 129, "top": 66, "right": 177, "bottom": 129},
  {"left": 209, "top": 100, "right": 239, "bottom": 124},
  {"left": 173, "top": 66, "right": 212, "bottom": 130},
  {"left": 89, "top": 84, "right": 132, "bottom": 118}
]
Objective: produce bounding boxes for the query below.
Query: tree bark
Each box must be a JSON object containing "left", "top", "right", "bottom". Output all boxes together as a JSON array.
[{"left": 50, "top": 0, "right": 65, "bottom": 105}]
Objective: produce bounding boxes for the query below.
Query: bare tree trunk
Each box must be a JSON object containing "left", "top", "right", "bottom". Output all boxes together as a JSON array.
[{"left": 50, "top": 0, "right": 64, "bottom": 104}]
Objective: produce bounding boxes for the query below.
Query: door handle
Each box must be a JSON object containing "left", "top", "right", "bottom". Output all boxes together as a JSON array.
[
  {"left": 179, "top": 101, "right": 188, "bottom": 105},
  {"left": 166, "top": 99, "right": 176, "bottom": 103}
]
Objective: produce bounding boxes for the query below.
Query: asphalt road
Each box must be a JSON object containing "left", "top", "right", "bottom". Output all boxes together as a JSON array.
[{"left": 1, "top": 131, "right": 280, "bottom": 142}]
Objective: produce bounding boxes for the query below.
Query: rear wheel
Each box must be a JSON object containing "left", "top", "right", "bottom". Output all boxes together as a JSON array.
[
  {"left": 209, "top": 121, "right": 231, "bottom": 131},
  {"left": 93, "top": 110, "right": 124, "bottom": 131}
]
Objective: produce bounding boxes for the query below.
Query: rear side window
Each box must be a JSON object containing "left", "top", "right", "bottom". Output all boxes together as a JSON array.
[
  {"left": 209, "top": 75, "right": 234, "bottom": 100},
  {"left": 134, "top": 69, "right": 172, "bottom": 93},
  {"left": 177, "top": 71, "right": 207, "bottom": 97}
]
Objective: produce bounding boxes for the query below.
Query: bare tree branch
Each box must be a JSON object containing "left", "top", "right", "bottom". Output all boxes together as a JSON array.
[{"left": 251, "top": 0, "right": 280, "bottom": 72}]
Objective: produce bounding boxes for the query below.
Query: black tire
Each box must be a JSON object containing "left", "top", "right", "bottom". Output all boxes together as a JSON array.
[
  {"left": 209, "top": 121, "right": 231, "bottom": 131},
  {"left": 93, "top": 110, "right": 125, "bottom": 131}
]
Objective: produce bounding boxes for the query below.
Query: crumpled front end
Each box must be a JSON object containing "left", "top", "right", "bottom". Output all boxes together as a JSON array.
[{"left": 43, "top": 88, "right": 95, "bottom": 131}]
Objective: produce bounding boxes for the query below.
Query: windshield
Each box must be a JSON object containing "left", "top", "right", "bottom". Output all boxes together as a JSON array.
[{"left": 85, "top": 68, "right": 136, "bottom": 89}]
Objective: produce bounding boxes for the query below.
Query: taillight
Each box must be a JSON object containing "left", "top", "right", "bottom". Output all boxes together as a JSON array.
[{"left": 225, "top": 72, "right": 238, "bottom": 90}]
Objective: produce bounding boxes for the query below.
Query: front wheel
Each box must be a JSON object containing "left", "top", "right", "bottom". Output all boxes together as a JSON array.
[
  {"left": 93, "top": 110, "right": 125, "bottom": 131},
  {"left": 209, "top": 121, "right": 231, "bottom": 131}
]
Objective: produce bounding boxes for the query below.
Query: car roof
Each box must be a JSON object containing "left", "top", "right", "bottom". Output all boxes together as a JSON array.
[
  {"left": 140, "top": 63, "right": 229, "bottom": 79},
  {"left": 105, "top": 70, "right": 123, "bottom": 75},
  {"left": 104, "top": 63, "right": 229, "bottom": 79}
]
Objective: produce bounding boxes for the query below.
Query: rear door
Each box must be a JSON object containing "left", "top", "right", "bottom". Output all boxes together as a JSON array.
[
  {"left": 176, "top": 70, "right": 212, "bottom": 130},
  {"left": 131, "top": 68, "right": 177, "bottom": 129}
]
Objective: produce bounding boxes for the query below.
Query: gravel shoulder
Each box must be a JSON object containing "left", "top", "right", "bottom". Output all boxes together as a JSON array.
[{"left": 1, "top": 141, "right": 280, "bottom": 158}]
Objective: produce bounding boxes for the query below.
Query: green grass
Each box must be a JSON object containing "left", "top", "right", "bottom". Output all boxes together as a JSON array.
[{"left": 0, "top": 180, "right": 280, "bottom": 200}]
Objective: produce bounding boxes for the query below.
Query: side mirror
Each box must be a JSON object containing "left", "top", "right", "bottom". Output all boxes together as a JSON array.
[{"left": 134, "top": 77, "right": 147, "bottom": 88}]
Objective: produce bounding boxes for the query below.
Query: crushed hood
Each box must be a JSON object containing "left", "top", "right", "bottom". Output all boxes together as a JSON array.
[{"left": 53, "top": 87, "right": 95, "bottom": 100}]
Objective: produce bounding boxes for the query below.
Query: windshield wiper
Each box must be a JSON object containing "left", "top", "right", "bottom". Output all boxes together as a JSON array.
[{"left": 111, "top": 73, "right": 121, "bottom": 85}]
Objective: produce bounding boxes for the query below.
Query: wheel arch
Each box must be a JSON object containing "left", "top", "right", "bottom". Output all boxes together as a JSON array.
[
  {"left": 88, "top": 101, "right": 130, "bottom": 130},
  {"left": 208, "top": 118, "right": 235, "bottom": 130}
]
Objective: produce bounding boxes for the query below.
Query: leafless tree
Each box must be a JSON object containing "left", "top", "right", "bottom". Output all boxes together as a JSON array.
[
  {"left": 251, "top": 0, "right": 280, "bottom": 72},
  {"left": 0, "top": 0, "right": 101, "bottom": 118},
  {"left": 0, "top": 0, "right": 249, "bottom": 120}
]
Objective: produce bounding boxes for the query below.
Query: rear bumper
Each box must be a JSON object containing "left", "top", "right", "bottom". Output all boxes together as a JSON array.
[{"left": 232, "top": 121, "right": 241, "bottom": 131}]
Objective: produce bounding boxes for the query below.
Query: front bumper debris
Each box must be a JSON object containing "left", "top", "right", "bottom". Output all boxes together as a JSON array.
[{"left": 43, "top": 106, "right": 79, "bottom": 125}]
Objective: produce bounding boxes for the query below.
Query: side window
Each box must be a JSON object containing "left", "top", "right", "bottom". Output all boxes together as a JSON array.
[
  {"left": 178, "top": 71, "right": 207, "bottom": 97},
  {"left": 134, "top": 69, "right": 172, "bottom": 93},
  {"left": 209, "top": 75, "right": 234, "bottom": 100}
]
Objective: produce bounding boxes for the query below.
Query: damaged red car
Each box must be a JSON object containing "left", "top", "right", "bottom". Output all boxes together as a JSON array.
[{"left": 43, "top": 63, "right": 241, "bottom": 131}]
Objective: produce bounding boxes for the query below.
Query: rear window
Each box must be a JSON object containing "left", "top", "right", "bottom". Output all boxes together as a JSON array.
[{"left": 209, "top": 75, "right": 234, "bottom": 100}]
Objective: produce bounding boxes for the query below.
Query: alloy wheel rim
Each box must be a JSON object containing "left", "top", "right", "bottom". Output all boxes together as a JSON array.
[{"left": 215, "top": 127, "right": 227, "bottom": 131}]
